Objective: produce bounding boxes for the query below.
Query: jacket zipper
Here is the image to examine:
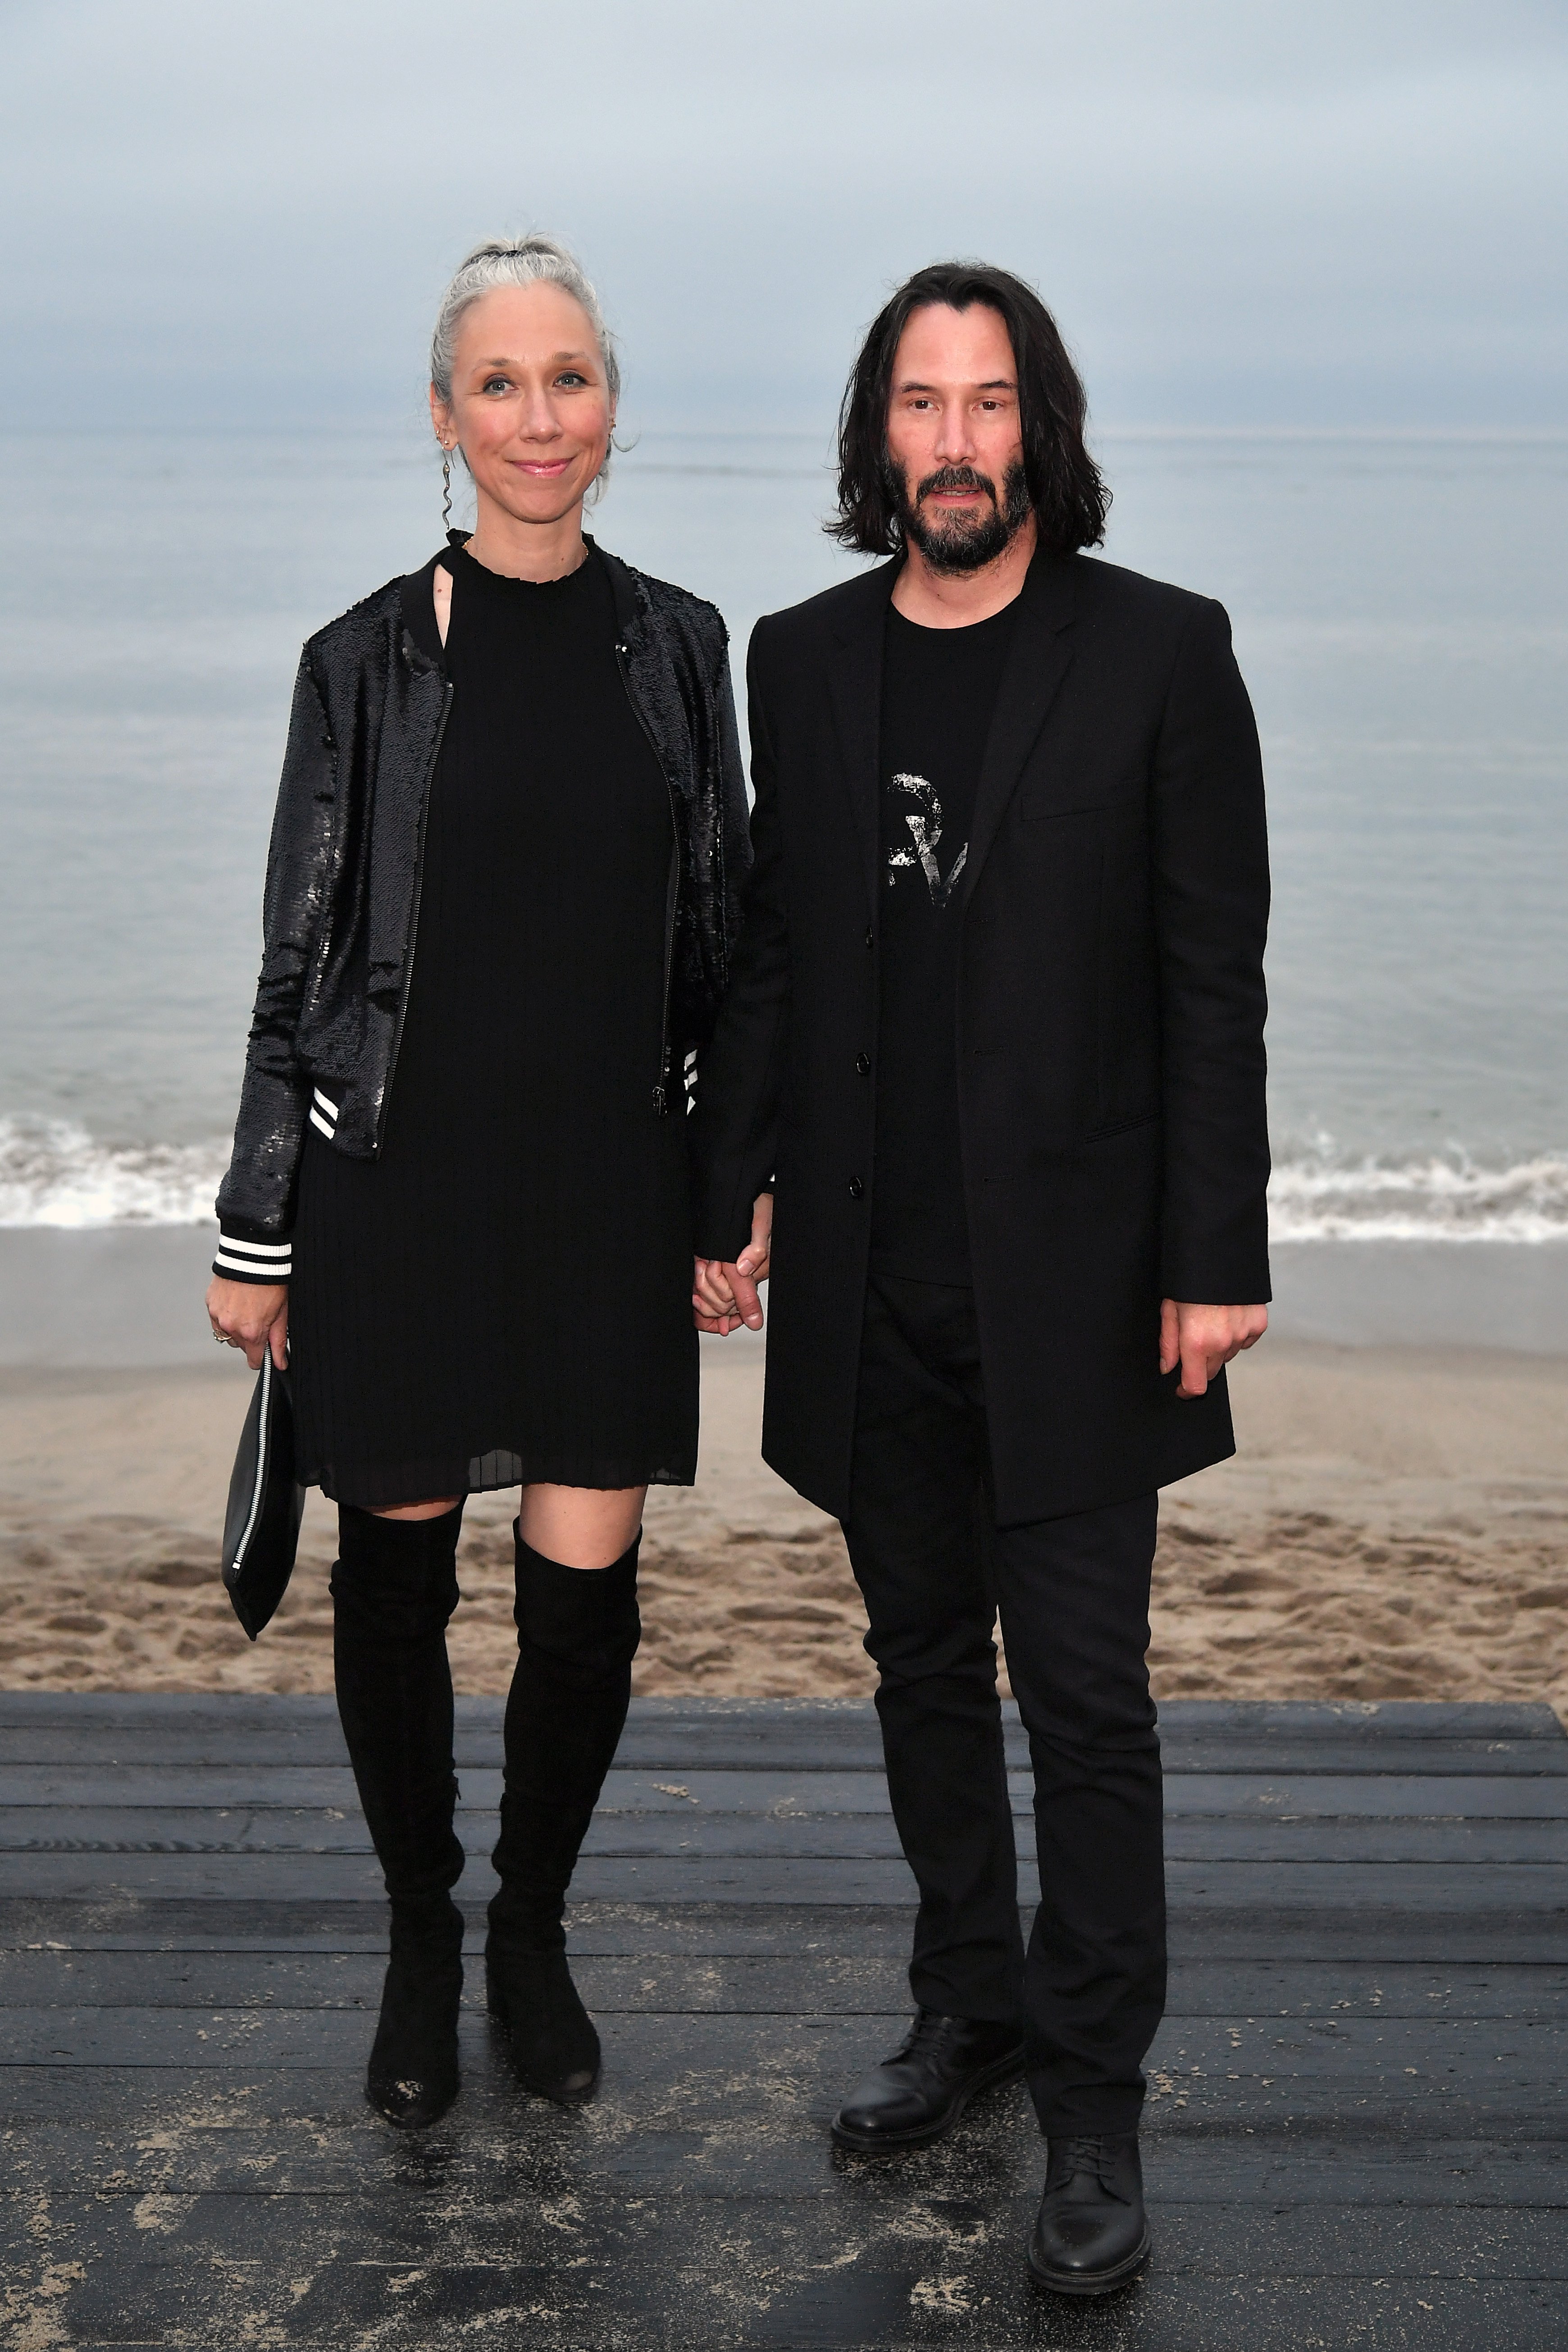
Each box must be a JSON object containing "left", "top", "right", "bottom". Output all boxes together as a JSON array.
[
  {"left": 374, "top": 677, "right": 454, "bottom": 1153},
  {"left": 615, "top": 635, "right": 680, "bottom": 1116}
]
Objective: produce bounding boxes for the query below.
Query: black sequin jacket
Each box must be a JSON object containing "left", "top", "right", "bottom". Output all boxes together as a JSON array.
[{"left": 213, "top": 539, "right": 749, "bottom": 1283}]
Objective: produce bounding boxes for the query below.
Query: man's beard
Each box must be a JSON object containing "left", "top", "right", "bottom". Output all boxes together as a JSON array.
[{"left": 891, "top": 460, "right": 1033, "bottom": 574}]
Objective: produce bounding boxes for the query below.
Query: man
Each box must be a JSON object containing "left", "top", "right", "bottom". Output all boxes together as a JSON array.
[{"left": 691, "top": 262, "right": 1269, "bottom": 2297}]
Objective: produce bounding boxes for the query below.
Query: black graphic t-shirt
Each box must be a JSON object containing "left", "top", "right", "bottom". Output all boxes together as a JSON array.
[{"left": 871, "top": 597, "right": 1019, "bottom": 1285}]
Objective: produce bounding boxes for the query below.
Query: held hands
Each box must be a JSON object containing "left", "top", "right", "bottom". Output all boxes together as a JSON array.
[
  {"left": 206, "top": 1277, "right": 289, "bottom": 1372},
  {"left": 692, "top": 1194, "right": 774, "bottom": 1335},
  {"left": 1160, "top": 1299, "right": 1268, "bottom": 1399},
  {"left": 691, "top": 1217, "right": 1266, "bottom": 1390}
]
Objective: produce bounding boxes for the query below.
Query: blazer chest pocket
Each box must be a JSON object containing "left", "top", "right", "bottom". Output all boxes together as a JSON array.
[{"left": 1019, "top": 779, "right": 1145, "bottom": 825}]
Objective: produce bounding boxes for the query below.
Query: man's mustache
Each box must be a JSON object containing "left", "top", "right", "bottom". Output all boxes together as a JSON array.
[{"left": 915, "top": 465, "right": 998, "bottom": 505}]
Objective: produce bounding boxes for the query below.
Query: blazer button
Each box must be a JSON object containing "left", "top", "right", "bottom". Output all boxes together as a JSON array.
[
  {"left": 864, "top": 925, "right": 875, "bottom": 949},
  {"left": 848, "top": 1176, "right": 864, "bottom": 1200},
  {"left": 855, "top": 1052, "right": 871, "bottom": 1075}
]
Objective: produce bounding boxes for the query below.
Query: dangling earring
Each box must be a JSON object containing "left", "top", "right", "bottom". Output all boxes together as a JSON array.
[{"left": 440, "top": 444, "right": 454, "bottom": 533}]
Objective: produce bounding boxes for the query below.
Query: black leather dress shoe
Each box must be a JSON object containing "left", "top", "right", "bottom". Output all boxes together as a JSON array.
[
  {"left": 1028, "top": 2133, "right": 1150, "bottom": 2295},
  {"left": 831, "top": 2010, "right": 1024, "bottom": 2151}
]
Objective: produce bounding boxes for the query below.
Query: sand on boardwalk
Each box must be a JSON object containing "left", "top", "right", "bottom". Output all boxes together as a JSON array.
[{"left": 0, "top": 1336, "right": 1564, "bottom": 1717}]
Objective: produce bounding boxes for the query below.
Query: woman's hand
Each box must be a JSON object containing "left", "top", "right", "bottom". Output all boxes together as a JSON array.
[
  {"left": 206, "top": 1277, "right": 289, "bottom": 1372},
  {"left": 692, "top": 1192, "right": 773, "bottom": 1335}
]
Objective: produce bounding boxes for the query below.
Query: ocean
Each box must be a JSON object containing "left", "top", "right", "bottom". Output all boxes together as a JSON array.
[{"left": 2, "top": 423, "right": 1565, "bottom": 1275}]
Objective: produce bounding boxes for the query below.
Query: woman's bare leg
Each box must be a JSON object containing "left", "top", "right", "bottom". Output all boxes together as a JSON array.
[
  {"left": 370, "top": 1486, "right": 644, "bottom": 1554},
  {"left": 519, "top": 1483, "right": 646, "bottom": 1568}
]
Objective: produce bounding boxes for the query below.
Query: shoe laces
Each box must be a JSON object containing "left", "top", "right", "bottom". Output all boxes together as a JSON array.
[
  {"left": 895, "top": 2008, "right": 962, "bottom": 2061},
  {"left": 1050, "top": 2135, "right": 1130, "bottom": 2202}
]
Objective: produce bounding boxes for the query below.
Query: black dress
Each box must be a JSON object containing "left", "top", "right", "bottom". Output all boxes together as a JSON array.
[{"left": 289, "top": 543, "right": 697, "bottom": 1507}]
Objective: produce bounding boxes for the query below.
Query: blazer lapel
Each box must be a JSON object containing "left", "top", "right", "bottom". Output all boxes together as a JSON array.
[
  {"left": 957, "top": 551, "right": 1079, "bottom": 915},
  {"left": 824, "top": 561, "right": 899, "bottom": 916}
]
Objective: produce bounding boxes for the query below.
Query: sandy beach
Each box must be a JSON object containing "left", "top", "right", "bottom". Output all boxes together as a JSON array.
[{"left": 1, "top": 1331, "right": 1563, "bottom": 1718}]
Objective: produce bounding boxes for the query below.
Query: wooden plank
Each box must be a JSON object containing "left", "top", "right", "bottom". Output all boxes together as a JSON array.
[
  {"left": 0, "top": 2014, "right": 1561, "bottom": 2157},
  {"left": 0, "top": 1764, "right": 372, "bottom": 1807},
  {"left": 9, "top": 1719, "right": 1566, "bottom": 1778},
  {"left": 10, "top": 1762, "right": 1568, "bottom": 1819},
  {"left": 1162, "top": 1774, "right": 1568, "bottom": 1819},
  {"left": 0, "top": 1693, "right": 352, "bottom": 1727},
  {"left": 0, "top": 2188, "right": 1563, "bottom": 2352},
  {"left": 3, "top": 2115, "right": 1564, "bottom": 2211},
  {"left": 3, "top": 1845, "right": 1565, "bottom": 1911},
  {"left": 1157, "top": 1741, "right": 1568, "bottom": 1778},
  {"left": 5, "top": 1887, "right": 1562, "bottom": 1967},
  {"left": 3, "top": 2002, "right": 1563, "bottom": 2096},
  {"left": 0, "top": 2183, "right": 1561, "bottom": 2277},
  {"left": 3, "top": 1948, "right": 1566, "bottom": 2021},
  {"left": 0, "top": 2064, "right": 1560, "bottom": 2158},
  {"left": 5, "top": 1804, "right": 1566, "bottom": 1867},
  {"left": 1162, "top": 1822, "right": 1568, "bottom": 1863},
  {"left": 1154, "top": 1699, "right": 1567, "bottom": 1738},
  {"left": 6, "top": 2183, "right": 1565, "bottom": 2274},
  {"left": 1, "top": 1692, "right": 1564, "bottom": 1780},
  {"left": 2, "top": 1692, "right": 1559, "bottom": 1737},
  {"left": 0, "top": 1899, "right": 927, "bottom": 1957},
  {"left": 7, "top": 1720, "right": 1568, "bottom": 1781},
  {"left": 1164, "top": 1916, "right": 1568, "bottom": 1964}
]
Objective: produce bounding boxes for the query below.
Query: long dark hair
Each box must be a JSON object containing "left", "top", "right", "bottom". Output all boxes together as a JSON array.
[{"left": 829, "top": 261, "right": 1109, "bottom": 557}]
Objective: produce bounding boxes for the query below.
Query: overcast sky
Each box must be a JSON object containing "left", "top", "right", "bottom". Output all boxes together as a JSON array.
[{"left": 4, "top": 0, "right": 1565, "bottom": 438}]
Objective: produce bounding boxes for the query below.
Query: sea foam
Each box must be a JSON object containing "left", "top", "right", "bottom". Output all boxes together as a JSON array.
[
  {"left": 0, "top": 1120, "right": 229, "bottom": 1229},
  {"left": 3, "top": 1116, "right": 1566, "bottom": 1244},
  {"left": 1266, "top": 1146, "right": 1568, "bottom": 1244}
]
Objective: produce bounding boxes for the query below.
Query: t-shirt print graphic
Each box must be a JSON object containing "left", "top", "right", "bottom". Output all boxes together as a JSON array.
[{"left": 887, "top": 773, "right": 968, "bottom": 912}]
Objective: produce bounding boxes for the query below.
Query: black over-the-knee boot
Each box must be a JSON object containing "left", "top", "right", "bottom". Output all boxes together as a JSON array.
[
  {"left": 332, "top": 1502, "right": 466, "bottom": 2128},
  {"left": 487, "top": 1526, "right": 640, "bottom": 2102}
]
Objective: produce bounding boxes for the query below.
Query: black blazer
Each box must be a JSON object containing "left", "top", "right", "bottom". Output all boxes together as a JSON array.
[{"left": 691, "top": 547, "right": 1271, "bottom": 1525}]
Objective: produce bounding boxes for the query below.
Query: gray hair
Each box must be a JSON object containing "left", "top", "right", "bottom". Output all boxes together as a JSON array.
[{"left": 430, "top": 235, "right": 620, "bottom": 413}]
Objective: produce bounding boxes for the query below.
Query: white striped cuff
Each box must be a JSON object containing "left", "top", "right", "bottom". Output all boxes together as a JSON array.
[
  {"left": 214, "top": 1232, "right": 292, "bottom": 1283},
  {"left": 309, "top": 1085, "right": 339, "bottom": 1143}
]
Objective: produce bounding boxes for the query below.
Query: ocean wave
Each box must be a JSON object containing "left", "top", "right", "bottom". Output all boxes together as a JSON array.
[
  {"left": 2, "top": 1117, "right": 1566, "bottom": 1243},
  {"left": 1267, "top": 1148, "right": 1568, "bottom": 1244},
  {"left": 0, "top": 1119, "right": 228, "bottom": 1228}
]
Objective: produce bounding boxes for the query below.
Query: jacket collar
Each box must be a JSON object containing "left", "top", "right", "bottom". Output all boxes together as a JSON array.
[
  {"left": 592, "top": 538, "right": 643, "bottom": 640},
  {"left": 399, "top": 552, "right": 448, "bottom": 671},
  {"left": 822, "top": 547, "right": 1079, "bottom": 920}
]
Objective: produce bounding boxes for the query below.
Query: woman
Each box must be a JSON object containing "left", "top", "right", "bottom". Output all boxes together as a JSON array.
[{"left": 206, "top": 237, "right": 748, "bottom": 2129}]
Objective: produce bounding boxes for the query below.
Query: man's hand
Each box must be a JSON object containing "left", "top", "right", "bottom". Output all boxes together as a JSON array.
[
  {"left": 206, "top": 1277, "right": 289, "bottom": 1372},
  {"left": 1159, "top": 1299, "right": 1267, "bottom": 1399},
  {"left": 693, "top": 1193, "right": 774, "bottom": 1335}
]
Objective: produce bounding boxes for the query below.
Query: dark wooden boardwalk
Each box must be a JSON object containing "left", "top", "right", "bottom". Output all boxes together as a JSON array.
[{"left": 1, "top": 1693, "right": 1564, "bottom": 2348}]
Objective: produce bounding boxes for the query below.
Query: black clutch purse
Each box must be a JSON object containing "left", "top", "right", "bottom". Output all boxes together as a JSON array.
[{"left": 222, "top": 1354, "right": 307, "bottom": 1640}]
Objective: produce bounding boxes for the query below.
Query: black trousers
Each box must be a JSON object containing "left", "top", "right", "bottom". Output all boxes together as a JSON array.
[{"left": 843, "top": 1276, "right": 1165, "bottom": 2135}]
